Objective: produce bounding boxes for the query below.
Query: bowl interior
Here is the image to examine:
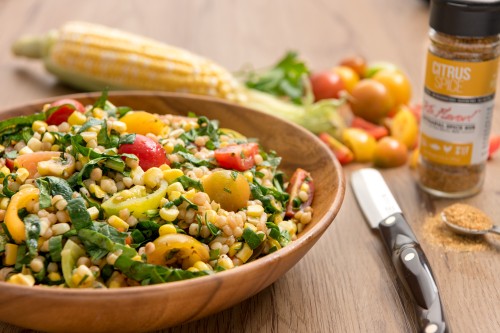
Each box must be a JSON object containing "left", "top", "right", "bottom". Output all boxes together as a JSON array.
[{"left": 0, "top": 91, "right": 345, "bottom": 333}]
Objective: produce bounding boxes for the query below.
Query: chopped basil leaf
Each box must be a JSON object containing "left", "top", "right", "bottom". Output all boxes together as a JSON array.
[
  {"left": 175, "top": 175, "right": 204, "bottom": 191},
  {"left": 24, "top": 214, "right": 41, "bottom": 257},
  {"left": 114, "top": 255, "right": 209, "bottom": 285},
  {"left": 118, "top": 133, "right": 136, "bottom": 145},
  {"left": 49, "top": 235, "right": 63, "bottom": 262},
  {"left": 206, "top": 220, "right": 220, "bottom": 236},
  {"left": 66, "top": 197, "right": 93, "bottom": 230},
  {"left": 2, "top": 174, "right": 17, "bottom": 198},
  {"left": 36, "top": 178, "right": 52, "bottom": 209},
  {"left": 242, "top": 227, "right": 263, "bottom": 250},
  {"left": 209, "top": 248, "right": 220, "bottom": 261}
]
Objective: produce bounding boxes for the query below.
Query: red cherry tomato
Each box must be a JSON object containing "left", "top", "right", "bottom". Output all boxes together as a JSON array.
[
  {"left": 350, "top": 116, "right": 389, "bottom": 140},
  {"left": 46, "top": 99, "right": 86, "bottom": 125},
  {"left": 285, "top": 168, "right": 314, "bottom": 217},
  {"left": 310, "top": 71, "right": 345, "bottom": 101},
  {"left": 489, "top": 134, "right": 500, "bottom": 160},
  {"left": 118, "top": 134, "right": 169, "bottom": 171},
  {"left": 214, "top": 143, "right": 259, "bottom": 171}
]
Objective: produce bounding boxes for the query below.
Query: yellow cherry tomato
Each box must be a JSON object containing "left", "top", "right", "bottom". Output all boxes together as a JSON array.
[
  {"left": 332, "top": 66, "right": 360, "bottom": 93},
  {"left": 342, "top": 128, "right": 377, "bottom": 162},
  {"left": 202, "top": 170, "right": 250, "bottom": 212},
  {"left": 390, "top": 106, "right": 419, "bottom": 149},
  {"left": 372, "top": 69, "right": 412, "bottom": 106},
  {"left": 147, "top": 233, "right": 210, "bottom": 269},
  {"left": 120, "top": 111, "right": 165, "bottom": 135}
]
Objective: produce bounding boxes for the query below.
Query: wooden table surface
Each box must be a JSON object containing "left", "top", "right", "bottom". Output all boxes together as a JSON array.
[{"left": 0, "top": 0, "right": 499, "bottom": 332}]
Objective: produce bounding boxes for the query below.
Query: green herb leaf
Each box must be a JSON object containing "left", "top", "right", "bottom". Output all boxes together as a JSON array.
[
  {"left": 245, "top": 51, "right": 309, "bottom": 105},
  {"left": 175, "top": 175, "right": 204, "bottom": 191},
  {"left": 242, "top": 227, "right": 263, "bottom": 250},
  {"left": 113, "top": 255, "right": 209, "bottom": 285},
  {"left": 66, "top": 197, "right": 93, "bottom": 230},
  {"left": 49, "top": 235, "right": 63, "bottom": 262},
  {"left": 24, "top": 214, "right": 41, "bottom": 257},
  {"left": 206, "top": 219, "right": 220, "bottom": 236}
]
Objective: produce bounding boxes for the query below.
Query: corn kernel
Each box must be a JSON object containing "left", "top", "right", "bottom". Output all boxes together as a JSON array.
[
  {"left": 131, "top": 255, "right": 142, "bottom": 262},
  {"left": 235, "top": 243, "right": 253, "bottom": 263},
  {"left": 228, "top": 242, "right": 243, "bottom": 257},
  {"left": 18, "top": 146, "right": 34, "bottom": 155},
  {"left": 87, "top": 206, "right": 100, "bottom": 220},
  {"left": 247, "top": 205, "right": 264, "bottom": 217},
  {"left": 7, "top": 273, "right": 35, "bottom": 286},
  {"left": 184, "top": 189, "right": 196, "bottom": 200},
  {"left": 80, "top": 131, "right": 98, "bottom": 142},
  {"left": 158, "top": 223, "right": 177, "bottom": 235},
  {"left": 204, "top": 210, "right": 217, "bottom": 224},
  {"left": 32, "top": 120, "right": 48, "bottom": 133},
  {"left": 92, "top": 108, "right": 105, "bottom": 119},
  {"left": 168, "top": 190, "right": 181, "bottom": 201},
  {"left": 300, "top": 182, "right": 310, "bottom": 192},
  {"left": 279, "top": 220, "right": 297, "bottom": 237},
  {"left": 68, "top": 111, "right": 87, "bottom": 126},
  {"left": 3, "top": 243, "right": 18, "bottom": 266},
  {"left": 27, "top": 137, "right": 42, "bottom": 151},
  {"left": 48, "top": 272, "right": 62, "bottom": 282},
  {"left": 89, "top": 184, "right": 106, "bottom": 199},
  {"left": 268, "top": 238, "right": 282, "bottom": 251},
  {"left": 244, "top": 223, "right": 258, "bottom": 232},
  {"left": 163, "top": 169, "right": 184, "bottom": 184},
  {"left": 51, "top": 223, "right": 71, "bottom": 236},
  {"left": 159, "top": 207, "right": 179, "bottom": 222},
  {"left": 243, "top": 171, "right": 253, "bottom": 183},
  {"left": 217, "top": 255, "right": 235, "bottom": 270},
  {"left": 163, "top": 141, "right": 175, "bottom": 154},
  {"left": 16, "top": 168, "right": 30, "bottom": 183},
  {"left": 159, "top": 164, "right": 171, "bottom": 171},
  {"left": 108, "top": 215, "right": 129, "bottom": 232},
  {"left": 187, "top": 267, "right": 199, "bottom": 272},
  {"left": 193, "top": 261, "right": 211, "bottom": 271},
  {"left": 51, "top": 144, "right": 61, "bottom": 151},
  {"left": 0, "top": 198, "right": 9, "bottom": 211},
  {"left": 144, "top": 167, "right": 163, "bottom": 188},
  {"left": 0, "top": 166, "right": 10, "bottom": 178},
  {"left": 42, "top": 132, "right": 55, "bottom": 144},
  {"left": 71, "top": 265, "right": 95, "bottom": 288}
]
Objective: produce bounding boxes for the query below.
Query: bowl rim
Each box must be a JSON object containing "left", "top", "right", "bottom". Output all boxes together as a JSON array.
[{"left": 0, "top": 91, "right": 346, "bottom": 297}]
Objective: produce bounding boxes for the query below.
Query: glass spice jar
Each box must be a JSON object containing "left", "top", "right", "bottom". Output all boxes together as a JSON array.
[{"left": 417, "top": 0, "right": 500, "bottom": 198}]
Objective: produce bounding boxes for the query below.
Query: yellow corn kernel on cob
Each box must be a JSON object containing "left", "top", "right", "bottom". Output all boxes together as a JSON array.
[{"left": 12, "top": 21, "right": 243, "bottom": 101}]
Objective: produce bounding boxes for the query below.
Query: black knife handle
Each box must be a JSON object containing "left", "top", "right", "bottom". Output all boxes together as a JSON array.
[{"left": 378, "top": 213, "right": 448, "bottom": 333}]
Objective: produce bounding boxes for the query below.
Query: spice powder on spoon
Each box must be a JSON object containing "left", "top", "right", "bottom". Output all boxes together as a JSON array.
[{"left": 423, "top": 203, "right": 499, "bottom": 252}]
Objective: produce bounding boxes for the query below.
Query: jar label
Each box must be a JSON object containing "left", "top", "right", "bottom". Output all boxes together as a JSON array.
[
  {"left": 425, "top": 52, "right": 498, "bottom": 98},
  {"left": 421, "top": 52, "right": 498, "bottom": 166}
]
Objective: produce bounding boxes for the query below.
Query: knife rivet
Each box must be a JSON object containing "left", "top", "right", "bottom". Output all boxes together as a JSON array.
[
  {"left": 384, "top": 216, "right": 396, "bottom": 225},
  {"left": 424, "top": 323, "right": 438, "bottom": 333},
  {"left": 404, "top": 252, "right": 415, "bottom": 261}
]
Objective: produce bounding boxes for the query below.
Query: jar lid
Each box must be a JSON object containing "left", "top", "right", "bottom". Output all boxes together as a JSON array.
[{"left": 430, "top": 0, "right": 500, "bottom": 37}]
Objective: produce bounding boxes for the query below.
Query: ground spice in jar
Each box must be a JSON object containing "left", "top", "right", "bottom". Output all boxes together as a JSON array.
[
  {"left": 417, "top": 0, "right": 500, "bottom": 198},
  {"left": 423, "top": 204, "right": 499, "bottom": 252}
]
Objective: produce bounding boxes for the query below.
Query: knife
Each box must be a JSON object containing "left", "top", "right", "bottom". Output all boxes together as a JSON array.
[{"left": 350, "top": 168, "right": 448, "bottom": 333}]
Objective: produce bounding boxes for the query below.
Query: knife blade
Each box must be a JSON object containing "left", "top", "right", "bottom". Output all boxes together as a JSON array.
[{"left": 351, "top": 168, "right": 448, "bottom": 333}]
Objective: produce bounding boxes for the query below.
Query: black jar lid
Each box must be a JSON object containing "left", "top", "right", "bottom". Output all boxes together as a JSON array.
[{"left": 430, "top": 0, "right": 500, "bottom": 37}]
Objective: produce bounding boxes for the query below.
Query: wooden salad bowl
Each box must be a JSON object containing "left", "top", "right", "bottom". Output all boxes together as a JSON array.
[{"left": 0, "top": 91, "right": 345, "bottom": 333}]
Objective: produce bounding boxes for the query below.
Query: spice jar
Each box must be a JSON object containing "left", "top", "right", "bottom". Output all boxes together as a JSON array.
[{"left": 417, "top": 0, "right": 500, "bottom": 198}]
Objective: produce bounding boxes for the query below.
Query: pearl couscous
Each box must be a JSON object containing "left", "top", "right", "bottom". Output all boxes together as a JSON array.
[{"left": 0, "top": 95, "right": 314, "bottom": 288}]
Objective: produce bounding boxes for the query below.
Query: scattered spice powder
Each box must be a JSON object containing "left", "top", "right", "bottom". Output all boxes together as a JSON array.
[{"left": 423, "top": 204, "right": 499, "bottom": 252}]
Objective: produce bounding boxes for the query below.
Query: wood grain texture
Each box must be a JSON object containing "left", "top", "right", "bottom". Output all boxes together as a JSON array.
[{"left": 0, "top": 1, "right": 499, "bottom": 333}]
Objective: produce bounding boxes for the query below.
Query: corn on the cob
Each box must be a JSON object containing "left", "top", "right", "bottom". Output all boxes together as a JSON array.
[{"left": 12, "top": 21, "right": 243, "bottom": 101}]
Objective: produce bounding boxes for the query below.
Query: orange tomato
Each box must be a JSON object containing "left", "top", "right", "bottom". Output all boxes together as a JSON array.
[
  {"left": 372, "top": 69, "right": 412, "bottom": 106},
  {"left": 120, "top": 111, "right": 165, "bottom": 135},
  {"left": 373, "top": 137, "right": 408, "bottom": 168},
  {"left": 332, "top": 66, "right": 360, "bottom": 93},
  {"left": 349, "top": 79, "right": 395, "bottom": 123}
]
